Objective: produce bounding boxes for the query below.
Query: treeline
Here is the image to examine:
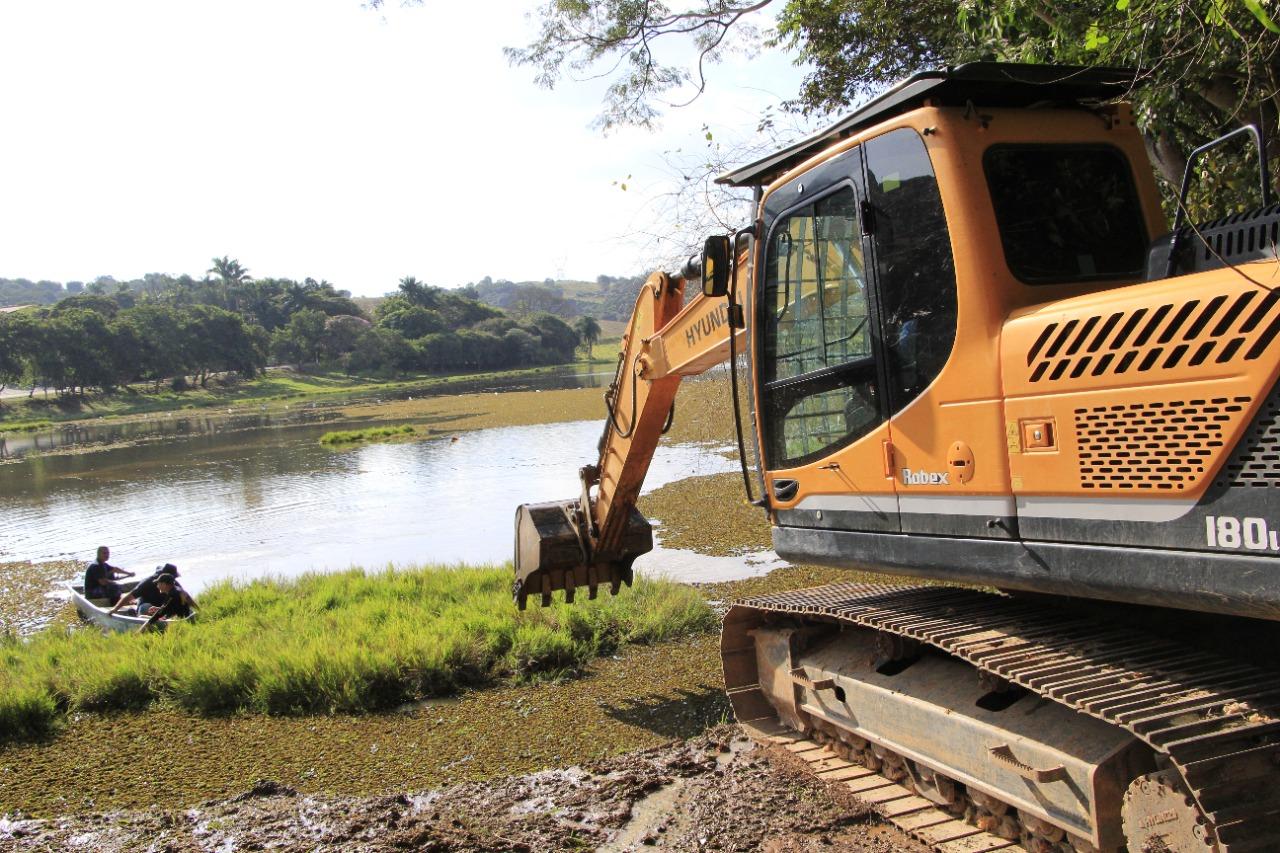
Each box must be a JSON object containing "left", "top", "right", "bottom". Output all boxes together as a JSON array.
[
  {"left": 0, "top": 278, "right": 80, "bottom": 306},
  {"left": 0, "top": 261, "right": 587, "bottom": 397},
  {"left": 0, "top": 302, "right": 265, "bottom": 395}
]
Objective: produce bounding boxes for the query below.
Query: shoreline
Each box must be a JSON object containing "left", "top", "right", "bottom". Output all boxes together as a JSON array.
[{"left": 0, "top": 355, "right": 619, "bottom": 436}]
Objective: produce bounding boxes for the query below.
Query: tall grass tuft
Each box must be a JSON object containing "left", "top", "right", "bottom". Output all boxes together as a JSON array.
[
  {"left": 0, "top": 565, "right": 715, "bottom": 742},
  {"left": 318, "top": 424, "right": 416, "bottom": 445}
]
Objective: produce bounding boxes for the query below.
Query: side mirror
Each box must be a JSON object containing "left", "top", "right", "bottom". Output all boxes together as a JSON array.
[{"left": 701, "top": 235, "right": 731, "bottom": 297}]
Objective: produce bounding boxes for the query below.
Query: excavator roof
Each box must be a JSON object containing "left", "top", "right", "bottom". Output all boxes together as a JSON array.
[{"left": 716, "top": 62, "right": 1140, "bottom": 188}]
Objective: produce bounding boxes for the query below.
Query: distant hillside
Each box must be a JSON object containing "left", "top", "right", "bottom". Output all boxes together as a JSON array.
[
  {"left": 0, "top": 278, "right": 77, "bottom": 307},
  {"left": 471, "top": 275, "right": 646, "bottom": 322}
]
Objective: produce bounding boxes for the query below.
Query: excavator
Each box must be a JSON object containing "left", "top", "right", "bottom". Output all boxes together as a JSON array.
[{"left": 514, "top": 63, "right": 1280, "bottom": 852}]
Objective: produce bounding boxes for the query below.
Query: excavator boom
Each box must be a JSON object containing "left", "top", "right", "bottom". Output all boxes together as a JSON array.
[{"left": 513, "top": 267, "right": 745, "bottom": 609}]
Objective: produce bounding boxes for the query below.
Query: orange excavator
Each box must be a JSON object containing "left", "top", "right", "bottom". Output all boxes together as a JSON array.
[{"left": 515, "top": 64, "right": 1280, "bottom": 852}]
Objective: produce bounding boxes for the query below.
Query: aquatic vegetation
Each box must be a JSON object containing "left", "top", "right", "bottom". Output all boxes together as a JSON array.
[
  {"left": 0, "top": 560, "right": 80, "bottom": 637},
  {"left": 0, "top": 420, "right": 52, "bottom": 433},
  {"left": 319, "top": 424, "right": 416, "bottom": 445},
  {"left": 0, "top": 565, "right": 715, "bottom": 742}
]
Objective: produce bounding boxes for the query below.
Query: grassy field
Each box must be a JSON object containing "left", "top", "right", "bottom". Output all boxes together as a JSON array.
[{"left": 0, "top": 565, "right": 714, "bottom": 743}]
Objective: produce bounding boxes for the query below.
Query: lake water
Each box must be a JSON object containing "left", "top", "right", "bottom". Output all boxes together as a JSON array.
[{"left": 0, "top": 417, "right": 782, "bottom": 593}]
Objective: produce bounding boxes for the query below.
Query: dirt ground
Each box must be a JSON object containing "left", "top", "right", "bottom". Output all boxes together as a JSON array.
[{"left": 1, "top": 727, "right": 925, "bottom": 853}]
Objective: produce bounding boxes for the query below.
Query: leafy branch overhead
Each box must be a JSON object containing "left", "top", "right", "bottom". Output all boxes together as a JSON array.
[
  {"left": 506, "top": 0, "right": 773, "bottom": 130},
  {"left": 508, "top": 0, "right": 1280, "bottom": 192}
]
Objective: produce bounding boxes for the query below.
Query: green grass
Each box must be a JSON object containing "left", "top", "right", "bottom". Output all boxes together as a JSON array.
[
  {"left": 0, "top": 419, "right": 52, "bottom": 433},
  {"left": 319, "top": 424, "right": 416, "bottom": 445},
  {"left": 0, "top": 565, "right": 715, "bottom": 742}
]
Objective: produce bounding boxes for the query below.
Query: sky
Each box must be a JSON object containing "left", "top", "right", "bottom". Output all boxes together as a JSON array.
[{"left": 0, "top": 1, "right": 813, "bottom": 296}]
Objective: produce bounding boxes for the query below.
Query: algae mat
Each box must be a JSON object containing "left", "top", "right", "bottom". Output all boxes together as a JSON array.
[{"left": 0, "top": 634, "right": 727, "bottom": 816}]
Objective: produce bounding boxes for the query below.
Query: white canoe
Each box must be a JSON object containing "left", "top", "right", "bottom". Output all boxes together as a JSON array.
[{"left": 66, "top": 581, "right": 191, "bottom": 632}]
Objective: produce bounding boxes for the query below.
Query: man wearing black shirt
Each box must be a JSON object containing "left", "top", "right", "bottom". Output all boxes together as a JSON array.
[
  {"left": 110, "top": 569, "right": 197, "bottom": 625},
  {"left": 83, "top": 546, "right": 134, "bottom": 604}
]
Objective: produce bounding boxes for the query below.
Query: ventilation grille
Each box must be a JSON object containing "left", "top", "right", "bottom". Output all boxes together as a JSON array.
[
  {"left": 1076, "top": 397, "right": 1251, "bottom": 490},
  {"left": 1151, "top": 201, "right": 1280, "bottom": 279},
  {"left": 1216, "top": 384, "right": 1280, "bottom": 488},
  {"left": 1026, "top": 288, "right": 1280, "bottom": 384},
  {"left": 1194, "top": 210, "right": 1280, "bottom": 264}
]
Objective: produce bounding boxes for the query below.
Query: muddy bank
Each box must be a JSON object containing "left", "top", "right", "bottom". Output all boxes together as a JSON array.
[{"left": 1, "top": 727, "right": 926, "bottom": 853}]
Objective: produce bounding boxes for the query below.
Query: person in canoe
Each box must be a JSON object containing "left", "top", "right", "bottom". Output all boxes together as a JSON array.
[
  {"left": 84, "top": 546, "right": 135, "bottom": 604},
  {"left": 109, "top": 566, "right": 198, "bottom": 629}
]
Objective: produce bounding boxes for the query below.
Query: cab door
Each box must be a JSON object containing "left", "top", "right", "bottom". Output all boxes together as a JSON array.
[
  {"left": 867, "top": 129, "right": 1011, "bottom": 539},
  {"left": 758, "top": 146, "right": 901, "bottom": 533}
]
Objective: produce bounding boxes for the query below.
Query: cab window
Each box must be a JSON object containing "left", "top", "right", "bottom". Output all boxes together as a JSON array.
[
  {"left": 864, "top": 128, "right": 958, "bottom": 408},
  {"left": 984, "top": 144, "right": 1148, "bottom": 284},
  {"left": 761, "top": 184, "right": 879, "bottom": 467}
]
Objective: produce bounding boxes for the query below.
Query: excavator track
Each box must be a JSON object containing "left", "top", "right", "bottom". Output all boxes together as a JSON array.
[
  {"left": 723, "top": 583, "right": 1280, "bottom": 852},
  {"left": 760, "top": 723, "right": 1028, "bottom": 852}
]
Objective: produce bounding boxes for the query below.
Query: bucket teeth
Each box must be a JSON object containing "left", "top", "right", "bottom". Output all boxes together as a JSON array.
[{"left": 513, "top": 500, "right": 651, "bottom": 609}]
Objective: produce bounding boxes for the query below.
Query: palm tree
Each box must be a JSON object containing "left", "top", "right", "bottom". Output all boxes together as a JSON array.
[
  {"left": 207, "top": 256, "right": 251, "bottom": 312},
  {"left": 574, "top": 315, "right": 602, "bottom": 361},
  {"left": 398, "top": 276, "right": 436, "bottom": 309}
]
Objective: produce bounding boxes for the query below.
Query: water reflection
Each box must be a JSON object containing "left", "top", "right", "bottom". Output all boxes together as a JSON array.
[
  {"left": 0, "top": 419, "right": 753, "bottom": 592},
  {"left": 0, "top": 365, "right": 612, "bottom": 460}
]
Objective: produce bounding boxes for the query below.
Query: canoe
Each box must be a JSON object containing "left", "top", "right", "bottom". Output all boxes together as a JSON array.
[{"left": 66, "top": 581, "right": 191, "bottom": 632}]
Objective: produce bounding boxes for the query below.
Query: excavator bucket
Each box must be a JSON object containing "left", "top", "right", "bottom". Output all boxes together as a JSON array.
[{"left": 513, "top": 500, "right": 653, "bottom": 609}]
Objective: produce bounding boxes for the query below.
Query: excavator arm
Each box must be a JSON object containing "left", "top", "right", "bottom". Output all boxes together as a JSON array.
[{"left": 514, "top": 249, "right": 747, "bottom": 609}]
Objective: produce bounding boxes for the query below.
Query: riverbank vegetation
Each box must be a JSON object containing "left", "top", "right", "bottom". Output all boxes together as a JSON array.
[
  {"left": 0, "top": 565, "right": 715, "bottom": 743},
  {"left": 0, "top": 265, "right": 599, "bottom": 407}
]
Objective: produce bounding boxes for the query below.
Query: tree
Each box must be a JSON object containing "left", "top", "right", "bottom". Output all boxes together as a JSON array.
[
  {"left": 397, "top": 276, "right": 437, "bottom": 309},
  {"left": 208, "top": 256, "right": 251, "bottom": 313},
  {"left": 36, "top": 309, "right": 120, "bottom": 394},
  {"left": 574, "top": 315, "right": 603, "bottom": 361},
  {"left": 508, "top": 0, "right": 777, "bottom": 131},
  {"left": 502, "top": 327, "right": 542, "bottom": 363},
  {"left": 0, "top": 315, "right": 28, "bottom": 394},
  {"left": 49, "top": 292, "right": 120, "bottom": 318},
  {"left": 182, "top": 305, "right": 266, "bottom": 386},
  {"left": 116, "top": 304, "right": 186, "bottom": 390},
  {"left": 524, "top": 313, "right": 580, "bottom": 363},
  {"left": 511, "top": 0, "right": 1280, "bottom": 194},
  {"left": 376, "top": 300, "right": 446, "bottom": 339},
  {"left": 271, "top": 308, "right": 328, "bottom": 369},
  {"left": 237, "top": 279, "right": 290, "bottom": 331},
  {"left": 345, "top": 327, "right": 414, "bottom": 375},
  {"left": 321, "top": 314, "right": 369, "bottom": 362}
]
